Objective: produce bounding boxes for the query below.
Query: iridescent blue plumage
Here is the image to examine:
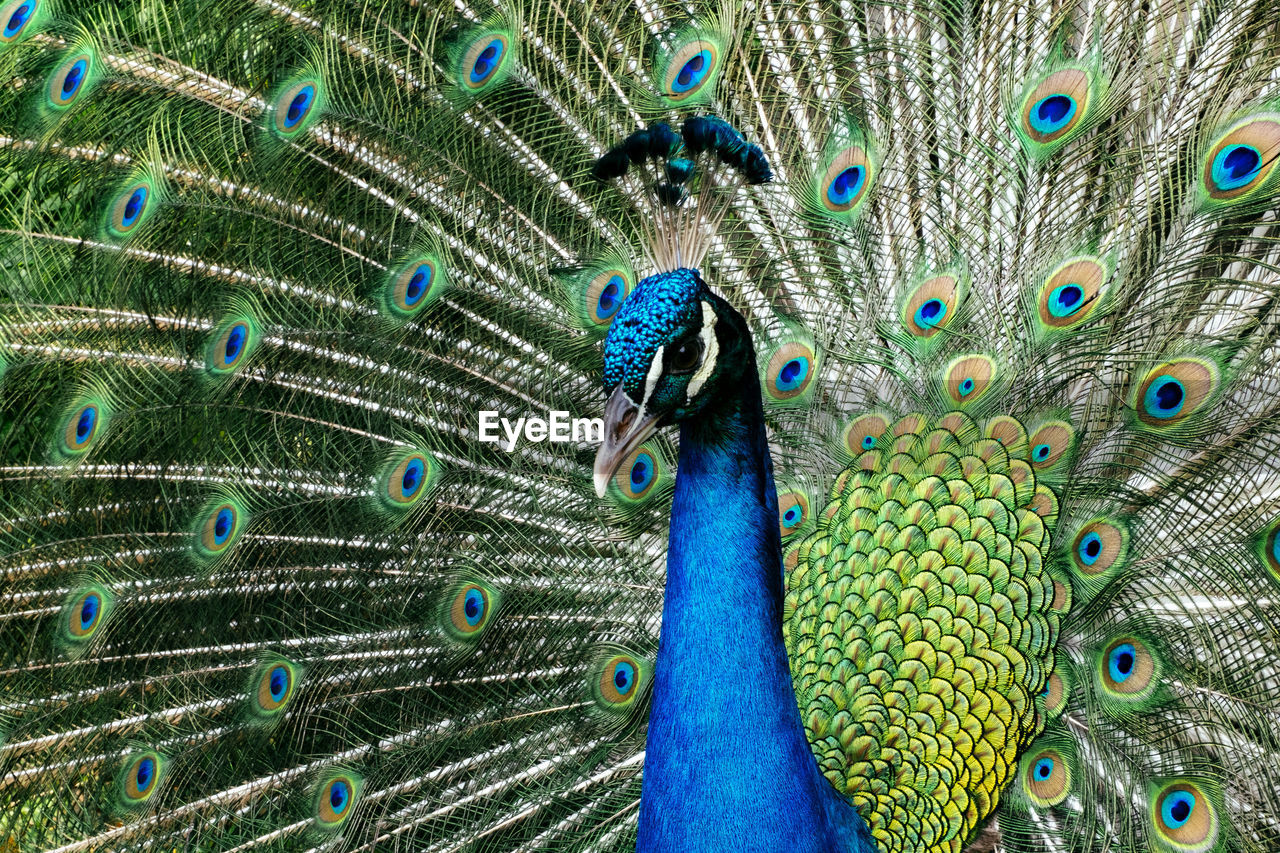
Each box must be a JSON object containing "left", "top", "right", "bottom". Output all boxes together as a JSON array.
[{"left": 597, "top": 267, "right": 876, "bottom": 852}]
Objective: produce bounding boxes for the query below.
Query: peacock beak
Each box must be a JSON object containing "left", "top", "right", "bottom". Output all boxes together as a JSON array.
[{"left": 594, "top": 384, "right": 660, "bottom": 498}]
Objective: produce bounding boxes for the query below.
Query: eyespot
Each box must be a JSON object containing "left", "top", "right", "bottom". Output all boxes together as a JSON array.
[
  {"left": 902, "top": 275, "right": 961, "bottom": 338},
  {"left": 1108, "top": 642, "right": 1136, "bottom": 682},
  {"left": 818, "top": 145, "right": 873, "bottom": 216},
  {"left": 777, "top": 490, "right": 810, "bottom": 537},
  {"left": 843, "top": 413, "right": 889, "bottom": 456},
  {"left": 1041, "top": 669, "right": 1069, "bottom": 718},
  {"left": 1036, "top": 257, "right": 1106, "bottom": 329},
  {"left": 567, "top": 260, "right": 634, "bottom": 332},
  {"left": 445, "top": 581, "right": 498, "bottom": 640},
  {"left": 195, "top": 498, "right": 247, "bottom": 562},
  {"left": 1021, "top": 746, "right": 1071, "bottom": 807},
  {"left": 764, "top": 342, "right": 817, "bottom": 403},
  {"left": 613, "top": 445, "right": 662, "bottom": 502},
  {"left": 1027, "top": 90, "right": 1078, "bottom": 138},
  {"left": 61, "top": 585, "right": 113, "bottom": 645},
  {"left": 1, "top": 0, "right": 39, "bottom": 45},
  {"left": 1149, "top": 780, "right": 1219, "bottom": 853},
  {"left": 315, "top": 773, "right": 361, "bottom": 828},
  {"left": 1201, "top": 115, "right": 1280, "bottom": 203},
  {"left": 1098, "top": 635, "right": 1158, "bottom": 701},
  {"left": 1069, "top": 519, "right": 1127, "bottom": 576},
  {"left": 1026, "top": 421, "right": 1074, "bottom": 469},
  {"left": 107, "top": 176, "right": 158, "bottom": 239},
  {"left": 378, "top": 451, "right": 437, "bottom": 512},
  {"left": 384, "top": 254, "right": 448, "bottom": 320},
  {"left": 252, "top": 659, "right": 298, "bottom": 716},
  {"left": 591, "top": 652, "right": 649, "bottom": 711},
  {"left": 943, "top": 355, "right": 995, "bottom": 406},
  {"left": 271, "top": 77, "right": 323, "bottom": 138},
  {"left": 47, "top": 52, "right": 92, "bottom": 109},
  {"left": 583, "top": 269, "right": 632, "bottom": 327},
  {"left": 398, "top": 263, "right": 433, "bottom": 310},
  {"left": 1016, "top": 67, "right": 1095, "bottom": 153},
  {"left": 207, "top": 316, "right": 258, "bottom": 376},
  {"left": 72, "top": 591, "right": 99, "bottom": 636},
  {"left": 594, "top": 276, "right": 623, "bottom": 320},
  {"left": 119, "top": 751, "right": 165, "bottom": 807},
  {"left": 982, "top": 415, "right": 1026, "bottom": 453},
  {"left": 662, "top": 38, "right": 720, "bottom": 102},
  {"left": 61, "top": 401, "right": 101, "bottom": 455},
  {"left": 1134, "top": 358, "right": 1220, "bottom": 428},
  {"left": 460, "top": 32, "right": 511, "bottom": 90}
]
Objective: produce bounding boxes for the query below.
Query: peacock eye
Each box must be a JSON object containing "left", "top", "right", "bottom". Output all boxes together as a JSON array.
[{"left": 667, "top": 338, "right": 702, "bottom": 374}]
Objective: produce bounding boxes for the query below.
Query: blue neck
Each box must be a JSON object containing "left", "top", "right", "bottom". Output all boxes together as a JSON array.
[{"left": 635, "top": 370, "right": 876, "bottom": 853}]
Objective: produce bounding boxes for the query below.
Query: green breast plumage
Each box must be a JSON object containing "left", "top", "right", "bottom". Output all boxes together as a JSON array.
[{"left": 784, "top": 410, "right": 1066, "bottom": 853}]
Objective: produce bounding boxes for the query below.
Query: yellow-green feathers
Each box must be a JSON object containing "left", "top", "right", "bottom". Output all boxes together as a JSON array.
[{"left": 785, "top": 412, "right": 1061, "bottom": 853}]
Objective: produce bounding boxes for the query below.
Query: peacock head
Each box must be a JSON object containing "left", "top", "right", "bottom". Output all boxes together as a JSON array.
[{"left": 593, "top": 267, "right": 750, "bottom": 496}]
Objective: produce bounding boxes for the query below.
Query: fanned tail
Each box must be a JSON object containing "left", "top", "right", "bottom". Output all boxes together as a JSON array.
[{"left": 3, "top": 0, "right": 1280, "bottom": 851}]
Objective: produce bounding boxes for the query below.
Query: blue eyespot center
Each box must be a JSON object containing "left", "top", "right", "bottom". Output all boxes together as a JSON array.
[
  {"left": 121, "top": 187, "right": 147, "bottom": 227},
  {"left": 404, "top": 264, "right": 433, "bottom": 306},
  {"left": 79, "top": 594, "right": 99, "bottom": 628},
  {"left": 329, "top": 780, "right": 350, "bottom": 814},
  {"left": 4, "top": 3, "right": 32, "bottom": 38},
  {"left": 75, "top": 406, "right": 96, "bottom": 442},
  {"left": 213, "top": 507, "right": 233, "bottom": 544},
  {"left": 630, "top": 458, "right": 648, "bottom": 487},
  {"left": 269, "top": 665, "right": 288, "bottom": 701},
  {"left": 61, "top": 59, "right": 86, "bottom": 97},
  {"left": 1144, "top": 375, "right": 1185, "bottom": 418},
  {"left": 1033, "top": 443, "right": 1051, "bottom": 461},
  {"left": 463, "top": 588, "right": 484, "bottom": 625},
  {"left": 613, "top": 661, "right": 635, "bottom": 694},
  {"left": 1078, "top": 531, "right": 1102, "bottom": 565},
  {"left": 1048, "top": 283, "right": 1085, "bottom": 317},
  {"left": 1108, "top": 643, "right": 1136, "bottom": 682},
  {"left": 776, "top": 357, "right": 810, "bottom": 392},
  {"left": 861, "top": 435, "right": 876, "bottom": 449},
  {"left": 827, "top": 166, "right": 865, "bottom": 206},
  {"left": 285, "top": 85, "right": 315, "bottom": 128},
  {"left": 470, "top": 39, "right": 504, "bottom": 84},
  {"left": 224, "top": 324, "right": 246, "bottom": 363},
  {"left": 1033, "top": 757, "right": 1054, "bottom": 780},
  {"left": 136, "top": 757, "right": 155, "bottom": 792},
  {"left": 959, "top": 377, "right": 975, "bottom": 396},
  {"left": 1029, "top": 94, "right": 1077, "bottom": 134},
  {"left": 1213, "top": 143, "right": 1261, "bottom": 190},
  {"left": 915, "top": 298, "right": 946, "bottom": 328},
  {"left": 1161, "top": 790, "right": 1196, "bottom": 829},
  {"left": 597, "top": 276, "right": 623, "bottom": 319},
  {"left": 401, "top": 458, "right": 424, "bottom": 497},
  {"left": 671, "top": 49, "right": 711, "bottom": 93}
]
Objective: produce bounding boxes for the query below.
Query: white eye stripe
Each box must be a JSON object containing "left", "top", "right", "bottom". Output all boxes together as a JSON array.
[
  {"left": 641, "top": 344, "right": 665, "bottom": 410},
  {"left": 686, "top": 303, "right": 718, "bottom": 398}
]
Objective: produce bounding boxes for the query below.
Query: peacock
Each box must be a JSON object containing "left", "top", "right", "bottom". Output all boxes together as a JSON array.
[{"left": 3, "top": 0, "right": 1280, "bottom": 850}]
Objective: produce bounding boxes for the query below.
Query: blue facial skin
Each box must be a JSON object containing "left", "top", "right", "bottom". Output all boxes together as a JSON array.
[{"left": 603, "top": 269, "right": 875, "bottom": 853}]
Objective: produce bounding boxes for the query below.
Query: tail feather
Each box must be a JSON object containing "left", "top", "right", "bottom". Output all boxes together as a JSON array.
[{"left": 4, "top": 0, "right": 1280, "bottom": 850}]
